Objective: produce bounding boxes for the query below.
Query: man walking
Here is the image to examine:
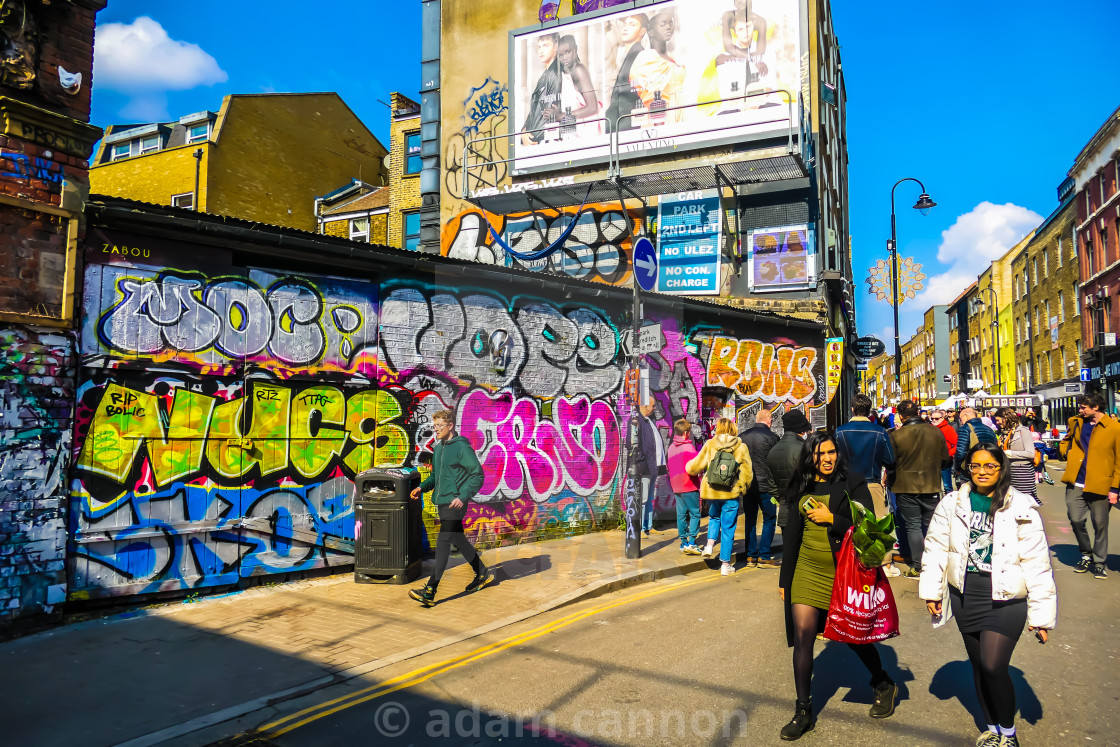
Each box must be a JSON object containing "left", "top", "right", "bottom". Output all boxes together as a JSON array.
[
  {"left": 768, "top": 409, "right": 811, "bottom": 531},
  {"left": 636, "top": 400, "right": 667, "bottom": 536},
  {"left": 888, "top": 399, "right": 950, "bottom": 579},
  {"left": 409, "top": 409, "right": 492, "bottom": 607},
  {"left": 740, "top": 408, "right": 780, "bottom": 567},
  {"left": 954, "top": 406, "right": 997, "bottom": 481},
  {"left": 1060, "top": 393, "right": 1120, "bottom": 579},
  {"left": 930, "top": 408, "right": 958, "bottom": 493}
]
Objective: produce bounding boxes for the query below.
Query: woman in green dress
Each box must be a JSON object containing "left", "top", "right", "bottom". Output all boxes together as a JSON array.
[{"left": 777, "top": 432, "right": 899, "bottom": 740}]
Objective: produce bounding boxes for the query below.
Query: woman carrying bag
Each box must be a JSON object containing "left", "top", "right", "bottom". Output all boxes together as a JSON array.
[
  {"left": 777, "top": 432, "right": 899, "bottom": 741},
  {"left": 919, "top": 443, "right": 1056, "bottom": 747},
  {"left": 993, "top": 408, "right": 1042, "bottom": 506},
  {"left": 686, "top": 417, "right": 752, "bottom": 576}
]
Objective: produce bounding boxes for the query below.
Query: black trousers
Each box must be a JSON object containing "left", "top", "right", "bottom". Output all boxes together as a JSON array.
[
  {"left": 429, "top": 503, "right": 483, "bottom": 588},
  {"left": 894, "top": 492, "right": 940, "bottom": 571}
]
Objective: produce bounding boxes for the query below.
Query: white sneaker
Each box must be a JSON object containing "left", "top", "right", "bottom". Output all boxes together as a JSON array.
[
  {"left": 883, "top": 564, "right": 901, "bottom": 577},
  {"left": 721, "top": 562, "right": 734, "bottom": 576},
  {"left": 701, "top": 542, "right": 715, "bottom": 559}
]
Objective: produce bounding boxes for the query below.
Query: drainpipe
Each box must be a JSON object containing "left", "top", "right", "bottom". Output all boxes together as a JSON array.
[{"left": 192, "top": 148, "right": 204, "bottom": 211}]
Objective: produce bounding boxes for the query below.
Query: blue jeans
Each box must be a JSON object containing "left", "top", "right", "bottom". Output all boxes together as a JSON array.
[
  {"left": 675, "top": 491, "right": 701, "bottom": 547},
  {"left": 707, "top": 498, "right": 739, "bottom": 563},
  {"left": 743, "top": 490, "right": 777, "bottom": 558},
  {"left": 640, "top": 477, "right": 655, "bottom": 532},
  {"left": 941, "top": 467, "right": 953, "bottom": 494}
]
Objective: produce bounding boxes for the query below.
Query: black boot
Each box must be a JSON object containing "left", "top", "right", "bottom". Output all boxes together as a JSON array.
[
  {"left": 869, "top": 674, "right": 897, "bottom": 718},
  {"left": 780, "top": 700, "right": 815, "bottom": 741}
]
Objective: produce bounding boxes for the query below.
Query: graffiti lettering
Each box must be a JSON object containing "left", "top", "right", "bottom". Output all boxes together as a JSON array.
[
  {"left": 1, "top": 149, "right": 63, "bottom": 184},
  {"left": 706, "top": 336, "right": 818, "bottom": 404}
]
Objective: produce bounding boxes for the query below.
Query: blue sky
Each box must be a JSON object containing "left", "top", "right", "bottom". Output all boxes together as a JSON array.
[{"left": 91, "top": 1, "right": 1120, "bottom": 344}]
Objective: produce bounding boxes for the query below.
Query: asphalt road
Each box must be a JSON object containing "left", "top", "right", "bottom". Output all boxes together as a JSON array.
[{"left": 197, "top": 474, "right": 1120, "bottom": 747}]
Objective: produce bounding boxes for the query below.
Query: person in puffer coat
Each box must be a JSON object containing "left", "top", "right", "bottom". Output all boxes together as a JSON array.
[
  {"left": 919, "top": 442, "right": 1056, "bottom": 747},
  {"left": 686, "top": 417, "right": 752, "bottom": 575}
]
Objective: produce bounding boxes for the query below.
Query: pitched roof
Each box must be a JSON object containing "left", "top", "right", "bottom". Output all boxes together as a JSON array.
[{"left": 320, "top": 187, "right": 390, "bottom": 216}]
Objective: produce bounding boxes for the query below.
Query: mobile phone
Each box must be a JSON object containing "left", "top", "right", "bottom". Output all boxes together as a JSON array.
[{"left": 802, "top": 496, "right": 822, "bottom": 512}]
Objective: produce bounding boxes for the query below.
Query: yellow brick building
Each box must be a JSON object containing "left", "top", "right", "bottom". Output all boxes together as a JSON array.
[
  {"left": 387, "top": 93, "right": 422, "bottom": 250},
  {"left": 862, "top": 351, "right": 897, "bottom": 409},
  {"left": 975, "top": 235, "right": 1029, "bottom": 394},
  {"left": 90, "top": 93, "right": 387, "bottom": 233},
  {"left": 319, "top": 185, "right": 390, "bottom": 244}
]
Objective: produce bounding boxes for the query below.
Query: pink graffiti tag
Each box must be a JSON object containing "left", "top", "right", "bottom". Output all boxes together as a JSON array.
[{"left": 458, "top": 390, "right": 621, "bottom": 503}]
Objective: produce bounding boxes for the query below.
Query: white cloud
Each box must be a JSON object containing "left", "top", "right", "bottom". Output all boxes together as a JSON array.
[
  {"left": 94, "top": 17, "right": 227, "bottom": 94},
  {"left": 897, "top": 201, "right": 1042, "bottom": 331}
]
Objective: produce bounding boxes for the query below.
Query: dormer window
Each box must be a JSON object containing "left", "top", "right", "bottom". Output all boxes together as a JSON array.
[
  {"left": 110, "top": 133, "right": 162, "bottom": 160},
  {"left": 187, "top": 122, "right": 211, "bottom": 143},
  {"left": 138, "top": 134, "right": 160, "bottom": 154},
  {"left": 111, "top": 142, "right": 132, "bottom": 160}
]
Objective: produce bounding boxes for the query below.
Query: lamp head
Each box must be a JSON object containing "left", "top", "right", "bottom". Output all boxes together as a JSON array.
[{"left": 914, "top": 193, "right": 937, "bottom": 216}]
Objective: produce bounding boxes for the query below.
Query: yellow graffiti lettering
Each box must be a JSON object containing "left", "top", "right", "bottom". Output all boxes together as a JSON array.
[
  {"left": 148, "top": 389, "right": 218, "bottom": 486},
  {"left": 791, "top": 349, "right": 817, "bottom": 402},
  {"left": 705, "top": 337, "right": 819, "bottom": 405},
  {"left": 707, "top": 336, "right": 740, "bottom": 387},
  {"left": 206, "top": 399, "right": 252, "bottom": 479},
  {"left": 290, "top": 386, "right": 347, "bottom": 478},
  {"left": 77, "top": 384, "right": 163, "bottom": 482}
]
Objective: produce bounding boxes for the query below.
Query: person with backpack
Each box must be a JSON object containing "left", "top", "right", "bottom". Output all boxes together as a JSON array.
[
  {"left": 687, "top": 417, "right": 753, "bottom": 575},
  {"left": 955, "top": 407, "right": 998, "bottom": 481},
  {"left": 994, "top": 408, "right": 1042, "bottom": 507},
  {"left": 667, "top": 418, "right": 703, "bottom": 555}
]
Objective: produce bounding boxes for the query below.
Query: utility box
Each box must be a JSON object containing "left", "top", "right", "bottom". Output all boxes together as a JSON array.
[{"left": 354, "top": 467, "right": 423, "bottom": 584}]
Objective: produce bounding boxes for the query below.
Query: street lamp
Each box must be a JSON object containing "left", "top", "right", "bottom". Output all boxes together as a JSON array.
[
  {"left": 890, "top": 178, "right": 936, "bottom": 387},
  {"left": 971, "top": 288, "right": 1002, "bottom": 394}
]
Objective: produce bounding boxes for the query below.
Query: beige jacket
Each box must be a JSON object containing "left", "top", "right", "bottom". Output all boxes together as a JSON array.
[{"left": 685, "top": 434, "right": 753, "bottom": 501}]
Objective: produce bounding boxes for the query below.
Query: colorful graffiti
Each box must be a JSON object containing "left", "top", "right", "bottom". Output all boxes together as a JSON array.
[
  {"left": 0, "top": 325, "right": 75, "bottom": 621},
  {"left": 442, "top": 205, "right": 637, "bottom": 284},
  {"left": 81, "top": 265, "right": 378, "bottom": 376},
  {"left": 705, "top": 335, "right": 819, "bottom": 404},
  {"left": 446, "top": 77, "right": 509, "bottom": 199}
]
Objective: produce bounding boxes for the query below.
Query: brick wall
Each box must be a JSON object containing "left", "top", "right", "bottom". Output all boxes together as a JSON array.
[
  {"left": 89, "top": 144, "right": 207, "bottom": 209},
  {"left": 322, "top": 217, "right": 348, "bottom": 238},
  {"left": 0, "top": 325, "right": 75, "bottom": 627},
  {"left": 387, "top": 92, "right": 421, "bottom": 249}
]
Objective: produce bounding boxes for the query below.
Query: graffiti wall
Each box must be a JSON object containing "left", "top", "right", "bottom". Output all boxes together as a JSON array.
[
  {"left": 0, "top": 325, "right": 75, "bottom": 623},
  {"left": 71, "top": 234, "right": 825, "bottom": 600}
]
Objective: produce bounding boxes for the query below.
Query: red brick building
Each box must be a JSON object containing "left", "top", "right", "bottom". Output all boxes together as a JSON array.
[
  {"left": 0, "top": 0, "right": 105, "bottom": 628},
  {"left": 1071, "top": 105, "right": 1120, "bottom": 413}
]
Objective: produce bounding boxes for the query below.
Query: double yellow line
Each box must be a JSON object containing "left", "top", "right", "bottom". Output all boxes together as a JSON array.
[{"left": 243, "top": 572, "right": 721, "bottom": 740}]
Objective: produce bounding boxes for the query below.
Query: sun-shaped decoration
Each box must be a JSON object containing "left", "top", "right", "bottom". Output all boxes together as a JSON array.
[{"left": 866, "top": 257, "right": 927, "bottom": 307}]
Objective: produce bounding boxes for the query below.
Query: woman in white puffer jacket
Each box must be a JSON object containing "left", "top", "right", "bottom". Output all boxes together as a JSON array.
[{"left": 919, "top": 443, "right": 1056, "bottom": 747}]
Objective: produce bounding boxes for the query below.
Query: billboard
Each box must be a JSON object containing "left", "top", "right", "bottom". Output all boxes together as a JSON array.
[
  {"left": 509, "top": 0, "right": 804, "bottom": 173},
  {"left": 746, "top": 224, "right": 815, "bottom": 292}
]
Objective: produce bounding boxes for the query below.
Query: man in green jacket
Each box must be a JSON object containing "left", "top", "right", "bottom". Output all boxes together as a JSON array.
[{"left": 409, "top": 409, "right": 492, "bottom": 607}]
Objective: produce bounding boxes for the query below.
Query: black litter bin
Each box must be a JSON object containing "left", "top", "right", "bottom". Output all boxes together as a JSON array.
[{"left": 354, "top": 467, "right": 423, "bottom": 584}]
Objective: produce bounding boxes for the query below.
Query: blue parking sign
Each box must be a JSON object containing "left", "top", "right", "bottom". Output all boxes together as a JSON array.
[{"left": 657, "top": 189, "right": 722, "bottom": 295}]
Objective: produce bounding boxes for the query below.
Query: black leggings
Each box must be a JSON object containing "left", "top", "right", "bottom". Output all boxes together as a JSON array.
[
  {"left": 960, "top": 629, "right": 1019, "bottom": 729},
  {"left": 428, "top": 507, "right": 482, "bottom": 590},
  {"left": 791, "top": 604, "right": 888, "bottom": 702}
]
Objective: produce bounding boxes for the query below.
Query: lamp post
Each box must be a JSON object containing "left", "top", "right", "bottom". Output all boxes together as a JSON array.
[
  {"left": 971, "top": 287, "right": 1002, "bottom": 394},
  {"left": 890, "top": 179, "right": 936, "bottom": 388}
]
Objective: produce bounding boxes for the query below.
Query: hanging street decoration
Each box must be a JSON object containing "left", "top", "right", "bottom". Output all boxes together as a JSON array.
[{"left": 866, "top": 257, "right": 926, "bottom": 307}]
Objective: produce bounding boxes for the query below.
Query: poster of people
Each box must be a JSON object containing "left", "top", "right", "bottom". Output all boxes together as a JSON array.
[
  {"left": 746, "top": 224, "right": 815, "bottom": 292},
  {"left": 510, "top": 0, "right": 804, "bottom": 172}
]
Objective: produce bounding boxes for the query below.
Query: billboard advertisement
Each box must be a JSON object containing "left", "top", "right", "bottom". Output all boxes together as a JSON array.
[
  {"left": 509, "top": 0, "right": 804, "bottom": 173},
  {"left": 746, "top": 224, "right": 815, "bottom": 293}
]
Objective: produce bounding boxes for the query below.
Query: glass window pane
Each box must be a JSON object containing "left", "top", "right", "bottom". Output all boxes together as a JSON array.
[{"left": 405, "top": 133, "right": 421, "bottom": 175}]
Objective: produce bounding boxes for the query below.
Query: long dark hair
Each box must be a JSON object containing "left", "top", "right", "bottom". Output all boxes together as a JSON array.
[
  {"left": 965, "top": 442, "right": 1013, "bottom": 515},
  {"left": 785, "top": 431, "right": 848, "bottom": 505}
]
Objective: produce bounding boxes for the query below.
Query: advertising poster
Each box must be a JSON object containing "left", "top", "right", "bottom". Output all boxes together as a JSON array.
[
  {"left": 510, "top": 0, "right": 804, "bottom": 172},
  {"left": 825, "top": 336, "right": 843, "bottom": 404},
  {"left": 1050, "top": 316, "right": 1059, "bottom": 350},
  {"left": 657, "top": 189, "right": 721, "bottom": 295},
  {"left": 746, "top": 224, "right": 815, "bottom": 292}
]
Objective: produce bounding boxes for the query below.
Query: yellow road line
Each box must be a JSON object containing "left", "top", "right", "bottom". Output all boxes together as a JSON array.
[{"left": 251, "top": 572, "right": 722, "bottom": 739}]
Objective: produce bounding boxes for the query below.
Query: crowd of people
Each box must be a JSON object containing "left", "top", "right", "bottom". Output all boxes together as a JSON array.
[{"left": 405, "top": 392, "right": 1120, "bottom": 745}]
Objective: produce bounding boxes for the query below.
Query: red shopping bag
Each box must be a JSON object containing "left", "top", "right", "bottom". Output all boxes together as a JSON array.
[{"left": 823, "top": 528, "right": 900, "bottom": 644}]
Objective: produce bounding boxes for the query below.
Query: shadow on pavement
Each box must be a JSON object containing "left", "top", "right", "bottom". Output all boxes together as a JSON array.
[
  {"left": 811, "top": 639, "right": 916, "bottom": 712},
  {"left": 928, "top": 660, "right": 1042, "bottom": 730},
  {"left": 1051, "top": 541, "right": 1120, "bottom": 571}
]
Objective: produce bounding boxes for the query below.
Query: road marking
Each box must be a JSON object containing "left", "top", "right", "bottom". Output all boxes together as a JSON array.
[{"left": 243, "top": 573, "right": 722, "bottom": 740}]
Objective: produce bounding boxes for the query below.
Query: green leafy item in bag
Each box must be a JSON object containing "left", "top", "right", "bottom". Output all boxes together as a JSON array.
[{"left": 847, "top": 497, "right": 896, "bottom": 568}]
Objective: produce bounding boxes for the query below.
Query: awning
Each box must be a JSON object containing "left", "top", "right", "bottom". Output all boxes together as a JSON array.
[{"left": 975, "top": 394, "right": 1044, "bottom": 409}]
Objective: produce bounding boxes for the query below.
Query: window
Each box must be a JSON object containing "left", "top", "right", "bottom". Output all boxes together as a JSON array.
[
  {"left": 1077, "top": 340, "right": 1082, "bottom": 359},
  {"left": 1032, "top": 258, "right": 1039, "bottom": 285},
  {"left": 350, "top": 217, "right": 370, "bottom": 242},
  {"left": 1058, "top": 291, "right": 1065, "bottom": 323},
  {"left": 110, "top": 142, "right": 132, "bottom": 160},
  {"left": 187, "top": 122, "right": 210, "bottom": 143},
  {"left": 138, "top": 135, "right": 161, "bottom": 154},
  {"left": 1015, "top": 320, "right": 1020, "bottom": 344},
  {"left": 1057, "top": 237, "right": 1063, "bottom": 267},
  {"left": 171, "top": 192, "right": 194, "bottom": 210},
  {"left": 405, "top": 132, "right": 421, "bottom": 175},
  {"left": 1043, "top": 250, "right": 1049, "bottom": 278},
  {"left": 403, "top": 211, "right": 421, "bottom": 251},
  {"left": 1045, "top": 299, "right": 1051, "bottom": 325}
]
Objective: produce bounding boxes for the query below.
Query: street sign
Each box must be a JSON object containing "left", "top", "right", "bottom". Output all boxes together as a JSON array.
[
  {"left": 1065, "top": 383, "right": 1083, "bottom": 394},
  {"left": 1081, "top": 368, "right": 1091, "bottom": 382},
  {"left": 633, "top": 236, "right": 657, "bottom": 292},
  {"left": 943, "top": 375, "right": 952, "bottom": 383},
  {"left": 656, "top": 190, "right": 721, "bottom": 295},
  {"left": 853, "top": 335, "right": 886, "bottom": 361},
  {"left": 620, "top": 323, "right": 663, "bottom": 357},
  {"left": 1106, "top": 332, "right": 1118, "bottom": 347}
]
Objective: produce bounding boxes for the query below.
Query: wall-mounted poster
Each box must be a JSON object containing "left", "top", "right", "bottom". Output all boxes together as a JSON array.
[
  {"left": 509, "top": 0, "right": 805, "bottom": 173},
  {"left": 746, "top": 224, "right": 815, "bottom": 292},
  {"left": 825, "top": 336, "right": 843, "bottom": 404}
]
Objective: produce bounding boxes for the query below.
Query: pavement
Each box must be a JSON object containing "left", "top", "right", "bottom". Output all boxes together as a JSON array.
[{"left": 1, "top": 512, "right": 763, "bottom": 747}]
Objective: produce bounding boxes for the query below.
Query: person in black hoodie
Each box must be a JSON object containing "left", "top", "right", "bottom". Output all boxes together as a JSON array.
[
  {"left": 777, "top": 432, "right": 898, "bottom": 740},
  {"left": 741, "top": 408, "right": 780, "bottom": 566}
]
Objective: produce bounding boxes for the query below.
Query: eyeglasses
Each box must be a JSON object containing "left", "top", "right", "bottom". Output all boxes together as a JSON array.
[
  {"left": 434, "top": 422, "right": 452, "bottom": 431},
  {"left": 968, "top": 463, "right": 1001, "bottom": 474},
  {"left": 930, "top": 416, "right": 944, "bottom": 422}
]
